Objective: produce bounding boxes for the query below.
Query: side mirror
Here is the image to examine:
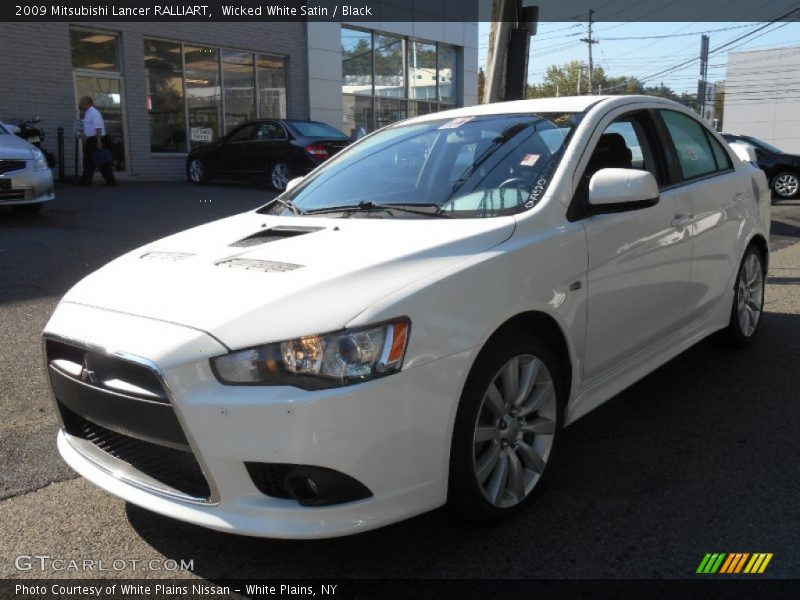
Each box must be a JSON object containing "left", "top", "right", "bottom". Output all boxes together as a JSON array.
[
  {"left": 588, "top": 168, "right": 659, "bottom": 212},
  {"left": 728, "top": 142, "right": 758, "bottom": 166},
  {"left": 285, "top": 177, "right": 304, "bottom": 192}
]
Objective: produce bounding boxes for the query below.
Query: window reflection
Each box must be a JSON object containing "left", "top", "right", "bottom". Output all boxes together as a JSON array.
[
  {"left": 223, "top": 50, "right": 255, "bottom": 132},
  {"left": 144, "top": 39, "right": 186, "bottom": 153}
]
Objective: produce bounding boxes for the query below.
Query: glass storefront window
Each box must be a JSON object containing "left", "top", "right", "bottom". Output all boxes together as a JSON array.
[
  {"left": 222, "top": 50, "right": 256, "bottom": 132},
  {"left": 70, "top": 29, "right": 120, "bottom": 71},
  {"left": 408, "top": 41, "right": 437, "bottom": 101},
  {"left": 185, "top": 46, "right": 221, "bottom": 149},
  {"left": 374, "top": 35, "right": 404, "bottom": 98},
  {"left": 376, "top": 97, "right": 408, "bottom": 130},
  {"left": 257, "top": 54, "right": 287, "bottom": 119},
  {"left": 343, "top": 95, "right": 373, "bottom": 140},
  {"left": 342, "top": 28, "right": 373, "bottom": 96},
  {"left": 438, "top": 44, "right": 457, "bottom": 104},
  {"left": 144, "top": 39, "right": 186, "bottom": 153}
]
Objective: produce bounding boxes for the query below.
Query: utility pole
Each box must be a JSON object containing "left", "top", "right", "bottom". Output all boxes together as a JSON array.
[
  {"left": 697, "top": 34, "right": 710, "bottom": 119},
  {"left": 580, "top": 9, "right": 598, "bottom": 94},
  {"left": 484, "top": 1, "right": 539, "bottom": 103}
]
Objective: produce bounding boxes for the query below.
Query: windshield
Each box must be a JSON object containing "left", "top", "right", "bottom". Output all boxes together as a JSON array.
[
  {"left": 288, "top": 121, "right": 348, "bottom": 139},
  {"left": 260, "top": 112, "right": 580, "bottom": 219}
]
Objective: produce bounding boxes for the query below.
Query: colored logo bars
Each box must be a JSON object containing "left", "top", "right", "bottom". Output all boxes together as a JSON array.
[{"left": 696, "top": 553, "right": 773, "bottom": 574}]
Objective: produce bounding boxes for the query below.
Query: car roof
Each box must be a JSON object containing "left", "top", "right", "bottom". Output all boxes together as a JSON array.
[{"left": 402, "top": 95, "right": 684, "bottom": 126}]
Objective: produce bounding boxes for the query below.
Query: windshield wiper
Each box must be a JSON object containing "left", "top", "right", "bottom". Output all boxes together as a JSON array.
[
  {"left": 272, "top": 196, "right": 305, "bottom": 215},
  {"left": 304, "top": 201, "right": 452, "bottom": 218}
]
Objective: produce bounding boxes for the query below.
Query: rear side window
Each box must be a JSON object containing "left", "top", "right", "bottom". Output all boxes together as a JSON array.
[
  {"left": 660, "top": 110, "right": 728, "bottom": 180},
  {"left": 708, "top": 134, "right": 733, "bottom": 171}
]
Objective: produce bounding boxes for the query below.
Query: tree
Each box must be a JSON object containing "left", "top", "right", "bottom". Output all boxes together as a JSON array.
[
  {"left": 477, "top": 67, "right": 486, "bottom": 104},
  {"left": 714, "top": 81, "right": 726, "bottom": 129}
]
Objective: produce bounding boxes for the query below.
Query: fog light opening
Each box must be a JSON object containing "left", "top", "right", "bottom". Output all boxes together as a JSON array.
[{"left": 285, "top": 473, "right": 319, "bottom": 503}]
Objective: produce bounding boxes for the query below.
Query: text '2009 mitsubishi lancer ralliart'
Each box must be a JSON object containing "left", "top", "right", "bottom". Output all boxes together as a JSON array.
[{"left": 44, "top": 96, "right": 770, "bottom": 538}]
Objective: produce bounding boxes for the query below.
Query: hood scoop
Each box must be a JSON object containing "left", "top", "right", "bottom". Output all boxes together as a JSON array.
[
  {"left": 230, "top": 225, "right": 323, "bottom": 248},
  {"left": 140, "top": 251, "right": 195, "bottom": 262},
  {"left": 216, "top": 258, "right": 302, "bottom": 273}
]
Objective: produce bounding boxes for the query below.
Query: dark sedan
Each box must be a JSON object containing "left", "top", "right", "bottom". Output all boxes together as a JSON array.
[
  {"left": 722, "top": 133, "right": 800, "bottom": 199},
  {"left": 186, "top": 120, "right": 350, "bottom": 191}
]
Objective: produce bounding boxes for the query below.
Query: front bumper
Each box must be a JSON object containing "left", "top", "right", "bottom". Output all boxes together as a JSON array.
[
  {"left": 0, "top": 163, "right": 54, "bottom": 206},
  {"left": 45, "top": 302, "right": 470, "bottom": 538}
]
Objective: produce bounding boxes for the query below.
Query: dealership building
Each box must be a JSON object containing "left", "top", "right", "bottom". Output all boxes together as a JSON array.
[
  {"left": 0, "top": 19, "right": 477, "bottom": 180},
  {"left": 723, "top": 45, "right": 800, "bottom": 154}
]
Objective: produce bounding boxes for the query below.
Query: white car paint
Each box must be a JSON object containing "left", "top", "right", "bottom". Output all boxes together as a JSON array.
[{"left": 44, "top": 96, "right": 770, "bottom": 538}]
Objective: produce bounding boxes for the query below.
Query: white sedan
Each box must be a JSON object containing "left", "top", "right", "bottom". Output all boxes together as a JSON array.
[{"left": 44, "top": 95, "right": 770, "bottom": 538}]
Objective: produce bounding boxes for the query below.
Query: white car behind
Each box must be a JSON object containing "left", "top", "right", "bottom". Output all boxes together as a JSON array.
[{"left": 0, "top": 121, "right": 55, "bottom": 214}]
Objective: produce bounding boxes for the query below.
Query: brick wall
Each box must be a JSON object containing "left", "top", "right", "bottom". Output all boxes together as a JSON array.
[{"left": 0, "top": 22, "right": 308, "bottom": 181}]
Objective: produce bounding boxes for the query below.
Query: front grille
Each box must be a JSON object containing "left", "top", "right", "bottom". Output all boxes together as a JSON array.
[
  {"left": 61, "top": 404, "right": 211, "bottom": 499},
  {"left": 0, "top": 160, "right": 27, "bottom": 175},
  {"left": 0, "top": 189, "right": 31, "bottom": 201},
  {"left": 46, "top": 338, "right": 211, "bottom": 501}
]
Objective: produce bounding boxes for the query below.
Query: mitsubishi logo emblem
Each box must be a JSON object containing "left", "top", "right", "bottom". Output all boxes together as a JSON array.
[{"left": 80, "top": 353, "right": 100, "bottom": 386}]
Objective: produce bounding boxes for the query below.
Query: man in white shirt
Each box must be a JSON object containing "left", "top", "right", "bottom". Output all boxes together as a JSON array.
[{"left": 78, "top": 96, "right": 117, "bottom": 186}]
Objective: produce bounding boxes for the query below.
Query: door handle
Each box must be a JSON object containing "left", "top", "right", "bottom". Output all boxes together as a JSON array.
[{"left": 671, "top": 213, "right": 693, "bottom": 227}]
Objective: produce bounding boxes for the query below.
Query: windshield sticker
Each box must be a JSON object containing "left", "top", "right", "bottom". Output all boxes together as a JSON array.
[
  {"left": 438, "top": 117, "right": 474, "bottom": 130},
  {"left": 527, "top": 178, "right": 548, "bottom": 205},
  {"left": 520, "top": 154, "right": 540, "bottom": 167},
  {"left": 686, "top": 147, "right": 698, "bottom": 160}
]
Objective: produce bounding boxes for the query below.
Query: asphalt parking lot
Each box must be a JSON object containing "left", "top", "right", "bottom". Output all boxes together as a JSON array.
[{"left": 1, "top": 182, "right": 799, "bottom": 581}]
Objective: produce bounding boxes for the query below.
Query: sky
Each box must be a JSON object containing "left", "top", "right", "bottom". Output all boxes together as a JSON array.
[{"left": 478, "top": 21, "right": 800, "bottom": 94}]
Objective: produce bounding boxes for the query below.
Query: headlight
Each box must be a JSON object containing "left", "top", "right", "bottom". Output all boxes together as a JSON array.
[
  {"left": 211, "top": 318, "right": 410, "bottom": 389},
  {"left": 31, "top": 149, "right": 47, "bottom": 172}
]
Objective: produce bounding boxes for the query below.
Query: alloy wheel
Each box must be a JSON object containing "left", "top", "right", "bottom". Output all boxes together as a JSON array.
[
  {"left": 773, "top": 173, "right": 799, "bottom": 198},
  {"left": 737, "top": 252, "right": 764, "bottom": 337},
  {"left": 271, "top": 163, "right": 290, "bottom": 190},
  {"left": 188, "top": 159, "right": 204, "bottom": 183},
  {"left": 472, "top": 354, "right": 557, "bottom": 508}
]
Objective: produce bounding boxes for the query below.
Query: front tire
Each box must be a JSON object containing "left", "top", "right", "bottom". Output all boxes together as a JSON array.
[
  {"left": 771, "top": 171, "right": 799, "bottom": 199},
  {"left": 269, "top": 161, "right": 291, "bottom": 191},
  {"left": 723, "top": 245, "right": 766, "bottom": 347},
  {"left": 448, "top": 333, "right": 564, "bottom": 523},
  {"left": 187, "top": 158, "right": 209, "bottom": 185}
]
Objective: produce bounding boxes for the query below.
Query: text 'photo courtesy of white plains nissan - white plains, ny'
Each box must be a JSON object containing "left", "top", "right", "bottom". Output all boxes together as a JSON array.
[{"left": 43, "top": 95, "right": 770, "bottom": 538}]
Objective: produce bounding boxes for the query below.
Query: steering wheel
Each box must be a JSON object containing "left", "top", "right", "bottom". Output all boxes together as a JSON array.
[{"left": 498, "top": 177, "right": 528, "bottom": 189}]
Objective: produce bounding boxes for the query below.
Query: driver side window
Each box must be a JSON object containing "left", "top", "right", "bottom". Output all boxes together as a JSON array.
[{"left": 584, "top": 113, "right": 662, "bottom": 186}]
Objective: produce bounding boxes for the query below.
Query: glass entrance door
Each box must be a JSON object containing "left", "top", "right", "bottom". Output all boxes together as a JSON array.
[{"left": 75, "top": 74, "right": 127, "bottom": 172}]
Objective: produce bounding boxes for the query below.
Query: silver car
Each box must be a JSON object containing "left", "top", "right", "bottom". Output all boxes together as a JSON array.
[{"left": 0, "top": 121, "right": 55, "bottom": 214}]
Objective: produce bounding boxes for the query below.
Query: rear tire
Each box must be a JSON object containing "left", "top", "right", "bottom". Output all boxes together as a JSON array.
[
  {"left": 448, "top": 332, "right": 564, "bottom": 524},
  {"left": 722, "top": 245, "right": 766, "bottom": 347},
  {"left": 269, "top": 161, "right": 291, "bottom": 191},
  {"left": 187, "top": 158, "right": 209, "bottom": 185},
  {"left": 771, "top": 171, "right": 799, "bottom": 199},
  {"left": 13, "top": 203, "right": 43, "bottom": 215}
]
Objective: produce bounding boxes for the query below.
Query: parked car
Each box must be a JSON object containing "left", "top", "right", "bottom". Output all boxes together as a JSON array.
[
  {"left": 45, "top": 96, "right": 770, "bottom": 538},
  {"left": 0, "top": 121, "right": 55, "bottom": 214},
  {"left": 186, "top": 119, "right": 350, "bottom": 191},
  {"left": 722, "top": 133, "right": 800, "bottom": 199}
]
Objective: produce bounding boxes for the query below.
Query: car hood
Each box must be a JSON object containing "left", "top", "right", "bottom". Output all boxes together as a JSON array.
[
  {"left": 62, "top": 212, "right": 515, "bottom": 349},
  {"left": 0, "top": 134, "right": 36, "bottom": 159}
]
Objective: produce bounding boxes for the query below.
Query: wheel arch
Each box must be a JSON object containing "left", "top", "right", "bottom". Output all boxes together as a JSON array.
[
  {"left": 472, "top": 311, "right": 574, "bottom": 410},
  {"left": 747, "top": 233, "right": 769, "bottom": 273}
]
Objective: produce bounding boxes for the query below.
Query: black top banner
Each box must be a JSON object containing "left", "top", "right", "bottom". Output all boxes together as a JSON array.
[{"left": 2, "top": 0, "right": 800, "bottom": 23}]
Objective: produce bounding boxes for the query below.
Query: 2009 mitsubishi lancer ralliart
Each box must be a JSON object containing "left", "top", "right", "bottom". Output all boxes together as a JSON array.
[{"left": 44, "top": 96, "right": 770, "bottom": 538}]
